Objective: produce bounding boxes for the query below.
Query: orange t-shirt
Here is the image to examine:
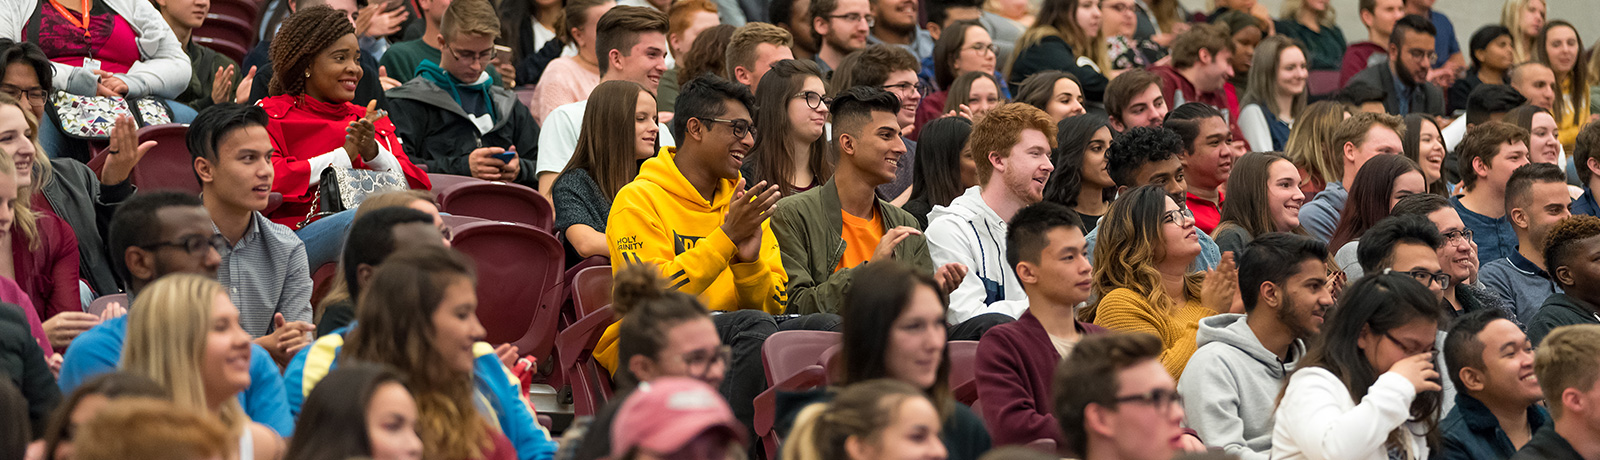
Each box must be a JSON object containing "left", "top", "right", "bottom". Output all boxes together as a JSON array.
[{"left": 836, "top": 208, "right": 885, "bottom": 272}]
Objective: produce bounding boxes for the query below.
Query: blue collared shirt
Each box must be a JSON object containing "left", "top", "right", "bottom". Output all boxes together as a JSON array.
[
  {"left": 1573, "top": 188, "right": 1600, "bottom": 217},
  {"left": 1452, "top": 196, "right": 1519, "bottom": 265},
  {"left": 1479, "top": 247, "right": 1563, "bottom": 323},
  {"left": 1392, "top": 71, "right": 1416, "bottom": 114}
]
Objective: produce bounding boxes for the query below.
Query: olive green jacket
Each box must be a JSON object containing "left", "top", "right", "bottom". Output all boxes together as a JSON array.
[{"left": 771, "top": 179, "right": 934, "bottom": 314}]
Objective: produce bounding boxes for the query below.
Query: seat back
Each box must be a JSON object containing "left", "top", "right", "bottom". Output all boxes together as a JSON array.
[
  {"left": 86, "top": 124, "right": 199, "bottom": 194},
  {"left": 762, "top": 330, "right": 841, "bottom": 385},
  {"left": 570, "top": 265, "right": 613, "bottom": 319},
  {"left": 555, "top": 304, "right": 616, "bottom": 417},
  {"left": 947, "top": 340, "right": 980, "bottom": 391},
  {"left": 86, "top": 293, "right": 128, "bottom": 317},
  {"left": 193, "top": 37, "right": 248, "bottom": 65},
  {"left": 450, "top": 221, "right": 565, "bottom": 360},
  {"left": 437, "top": 181, "right": 554, "bottom": 232},
  {"left": 427, "top": 173, "right": 485, "bottom": 200},
  {"left": 207, "top": 1, "right": 261, "bottom": 29},
  {"left": 1309, "top": 70, "right": 1342, "bottom": 97},
  {"left": 308, "top": 262, "right": 338, "bottom": 311},
  {"left": 193, "top": 14, "right": 256, "bottom": 49}
]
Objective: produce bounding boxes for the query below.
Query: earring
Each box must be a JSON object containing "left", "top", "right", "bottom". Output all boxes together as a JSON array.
[{"left": 304, "top": 71, "right": 311, "bottom": 78}]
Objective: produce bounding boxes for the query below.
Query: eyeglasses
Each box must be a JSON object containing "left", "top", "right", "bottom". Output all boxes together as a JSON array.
[
  {"left": 827, "top": 12, "right": 875, "bottom": 27},
  {"left": 881, "top": 81, "right": 931, "bottom": 98},
  {"left": 1162, "top": 208, "right": 1194, "bottom": 226},
  {"left": 1405, "top": 49, "right": 1439, "bottom": 63},
  {"left": 139, "top": 234, "right": 230, "bottom": 255},
  {"left": 1383, "top": 331, "right": 1438, "bottom": 356},
  {"left": 681, "top": 345, "right": 732, "bottom": 379},
  {"left": 1441, "top": 228, "right": 1474, "bottom": 246},
  {"left": 1103, "top": 2, "right": 1135, "bottom": 13},
  {"left": 445, "top": 43, "right": 498, "bottom": 62},
  {"left": 704, "top": 118, "right": 756, "bottom": 138},
  {"left": 964, "top": 42, "right": 998, "bottom": 55},
  {"left": 1383, "top": 267, "right": 1454, "bottom": 289},
  {"left": 795, "top": 91, "right": 833, "bottom": 110},
  {"left": 1113, "top": 388, "right": 1184, "bottom": 414},
  {"left": 1, "top": 84, "right": 45, "bottom": 107}
]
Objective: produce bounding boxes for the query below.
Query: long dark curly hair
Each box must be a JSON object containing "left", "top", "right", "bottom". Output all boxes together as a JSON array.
[{"left": 268, "top": 4, "right": 356, "bottom": 97}]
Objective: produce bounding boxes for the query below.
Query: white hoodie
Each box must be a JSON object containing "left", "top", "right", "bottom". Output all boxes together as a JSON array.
[{"left": 925, "top": 186, "right": 1027, "bottom": 324}]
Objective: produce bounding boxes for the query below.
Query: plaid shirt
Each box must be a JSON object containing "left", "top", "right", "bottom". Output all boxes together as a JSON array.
[{"left": 213, "top": 212, "right": 313, "bottom": 337}]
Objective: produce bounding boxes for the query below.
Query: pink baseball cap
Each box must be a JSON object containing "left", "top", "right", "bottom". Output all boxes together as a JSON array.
[{"left": 611, "top": 377, "right": 746, "bottom": 458}]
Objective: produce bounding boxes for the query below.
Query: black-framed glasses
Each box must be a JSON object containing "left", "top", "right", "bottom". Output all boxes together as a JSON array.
[
  {"left": 1383, "top": 332, "right": 1438, "bottom": 356},
  {"left": 1441, "top": 228, "right": 1474, "bottom": 246},
  {"left": 681, "top": 345, "right": 732, "bottom": 379},
  {"left": 1383, "top": 267, "right": 1454, "bottom": 289},
  {"left": 704, "top": 118, "right": 755, "bottom": 138},
  {"left": 445, "top": 43, "right": 498, "bottom": 62},
  {"left": 139, "top": 234, "right": 229, "bottom": 255},
  {"left": 964, "top": 42, "right": 998, "bottom": 54},
  {"left": 882, "top": 81, "right": 931, "bottom": 98},
  {"left": 1103, "top": 1, "right": 1134, "bottom": 13},
  {"left": 827, "top": 12, "right": 875, "bottom": 27},
  {"left": 1112, "top": 388, "right": 1184, "bottom": 413},
  {"left": 1162, "top": 208, "right": 1194, "bottom": 225},
  {"left": 0, "top": 84, "right": 45, "bottom": 107},
  {"left": 795, "top": 91, "right": 833, "bottom": 110}
]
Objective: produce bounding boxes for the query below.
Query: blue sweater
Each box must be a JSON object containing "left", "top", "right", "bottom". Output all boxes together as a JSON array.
[
  {"left": 56, "top": 316, "right": 294, "bottom": 435},
  {"left": 284, "top": 325, "right": 557, "bottom": 460}
]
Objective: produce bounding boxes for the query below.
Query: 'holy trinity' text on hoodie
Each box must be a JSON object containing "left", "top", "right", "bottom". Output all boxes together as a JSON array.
[
  {"left": 926, "top": 186, "right": 1027, "bottom": 324},
  {"left": 1178, "top": 313, "right": 1305, "bottom": 460},
  {"left": 595, "top": 147, "right": 789, "bottom": 372}
]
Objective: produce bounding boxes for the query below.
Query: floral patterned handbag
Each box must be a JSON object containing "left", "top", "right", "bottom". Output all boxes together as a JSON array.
[
  {"left": 299, "top": 165, "right": 409, "bottom": 227},
  {"left": 45, "top": 91, "right": 173, "bottom": 140}
]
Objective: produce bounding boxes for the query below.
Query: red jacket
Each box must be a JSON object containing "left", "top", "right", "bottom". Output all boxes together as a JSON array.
[
  {"left": 1339, "top": 42, "right": 1387, "bottom": 87},
  {"left": 10, "top": 211, "right": 79, "bottom": 322},
  {"left": 975, "top": 310, "right": 1106, "bottom": 449},
  {"left": 1150, "top": 66, "right": 1245, "bottom": 143},
  {"left": 260, "top": 95, "right": 431, "bottom": 229}
]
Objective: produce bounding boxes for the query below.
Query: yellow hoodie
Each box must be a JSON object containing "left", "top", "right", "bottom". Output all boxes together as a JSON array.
[{"left": 596, "top": 146, "right": 788, "bottom": 372}]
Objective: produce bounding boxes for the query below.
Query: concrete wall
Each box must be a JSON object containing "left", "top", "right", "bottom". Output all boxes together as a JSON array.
[{"left": 1178, "top": 0, "right": 1598, "bottom": 53}]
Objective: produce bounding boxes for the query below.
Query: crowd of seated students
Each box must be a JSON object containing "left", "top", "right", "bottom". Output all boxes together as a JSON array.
[{"left": 14, "top": 0, "right": 1600, "bottom": 459}]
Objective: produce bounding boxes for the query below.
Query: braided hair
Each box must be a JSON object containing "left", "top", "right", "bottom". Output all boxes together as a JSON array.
[{"left": 268, "top": 4, "right": 356, "bottom": 97}]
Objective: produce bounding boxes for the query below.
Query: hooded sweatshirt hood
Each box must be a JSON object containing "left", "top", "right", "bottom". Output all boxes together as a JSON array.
[
  {"left": 1177, "top": 313, "right": 1304, "bottom": 460},
  {"left": 635, "top": 146, "right": 735, "bottom": 212}
]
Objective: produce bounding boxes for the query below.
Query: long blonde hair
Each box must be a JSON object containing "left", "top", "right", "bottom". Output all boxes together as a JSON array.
[
  {"left": 782, "top": 380, "right": 934, "bottom": 460},
  {"left": 121, "top": 274, "right": 248, "bottom": 437},
  {"left": 1501, "top": 0, "right": 1542, "bottom": 63},
  {"left": 1284, "top": 101, "right": 1351, "bottom": 190},
  {"left": 1085, "top": 186, "right": 1204, "bottom": 322},
  {"left": 1279, "top": 0, "right": 1335, "bottom": 27},
  {"left": 0, "top": 92, "right": 45, "bottom": 251}
]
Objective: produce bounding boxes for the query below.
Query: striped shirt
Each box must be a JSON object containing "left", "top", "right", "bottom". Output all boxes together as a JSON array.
[{"left": 214, "top": 211, "right": 313, "bottom": 337}]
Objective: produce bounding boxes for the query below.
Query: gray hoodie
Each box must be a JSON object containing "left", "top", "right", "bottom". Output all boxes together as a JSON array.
[{"left": 1178, "top": 314, "right": 1304, "bottom": 460}]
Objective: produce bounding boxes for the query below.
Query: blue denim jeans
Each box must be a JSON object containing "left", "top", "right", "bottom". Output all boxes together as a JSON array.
[{"left": 294, "top": 208, "right": 355, "bottom": 270}]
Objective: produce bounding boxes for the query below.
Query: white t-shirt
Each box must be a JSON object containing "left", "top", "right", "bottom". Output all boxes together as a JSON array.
[{"left": 536, "top": 99, "right": 677, "bottom": 175}]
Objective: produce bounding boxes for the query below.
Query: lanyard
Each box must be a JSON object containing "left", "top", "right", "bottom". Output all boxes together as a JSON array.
[{"left": 46, "top": 0, "right": 92, "bottom": 39}]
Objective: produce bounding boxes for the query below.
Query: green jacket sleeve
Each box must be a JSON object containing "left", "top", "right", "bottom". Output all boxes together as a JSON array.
[{"left": 773, "top": 199, "right": 851, "bottom": 315}]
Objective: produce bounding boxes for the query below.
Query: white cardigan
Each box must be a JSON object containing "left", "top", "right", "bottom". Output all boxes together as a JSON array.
[
  {"left": 0, "top": 0, "right": 190, "bottom": 99},
  {"left": 1271, "top": 367, "right": 1430, "bottom": 460}
]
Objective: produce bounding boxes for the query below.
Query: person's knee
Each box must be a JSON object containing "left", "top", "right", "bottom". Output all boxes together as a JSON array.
[
  {"left": 948, "top": 313, "right": 1014, "bottom": 341},
  {"left": 777, "top": 313, "right": 842, "bottom": 332},
  {"left": 714, "top": 310, "right": 779, "bottom": 339}
]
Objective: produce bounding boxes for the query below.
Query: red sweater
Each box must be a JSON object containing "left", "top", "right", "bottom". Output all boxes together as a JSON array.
[
  {"left": 1150, "top": 66, "right": 1245, "bottom": 143},
  {"left": 260, "top": 95, "right": 431, "bottom": 228},
  {"left": 975, "top": 310, "right": 1106, "bottom": 449},
  {"left": 10, "top": 211, "right": 79, "bottom": 322},
  {"left": 1339, "top": 42, "right": 1387, "bottom": 87}
]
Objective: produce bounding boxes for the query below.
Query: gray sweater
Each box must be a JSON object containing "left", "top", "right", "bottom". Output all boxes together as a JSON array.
[
  {"left": 1178, "top": 314, "right": 1304, "bottom": 460},
  {"left": 1299, "top": 182, "right": 1346, "bottom": 242}
]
